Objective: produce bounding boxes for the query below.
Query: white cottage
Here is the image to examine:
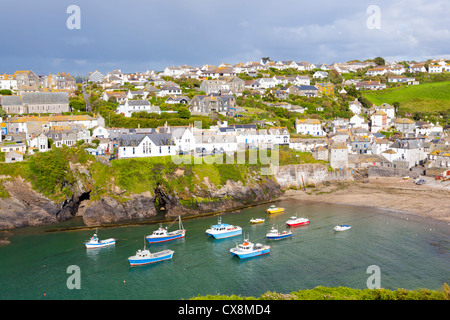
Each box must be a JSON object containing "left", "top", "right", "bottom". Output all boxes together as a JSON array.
[{"left": 117, "top": 133, "right": 175, "bottom": 159}]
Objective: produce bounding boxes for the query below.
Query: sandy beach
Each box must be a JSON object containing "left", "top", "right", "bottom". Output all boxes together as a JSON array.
[{"left": 281, "top": 176, "right": 450, "bottom": 225}]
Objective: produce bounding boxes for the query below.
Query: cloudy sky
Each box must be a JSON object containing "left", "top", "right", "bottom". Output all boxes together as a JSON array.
[{"left": 1, "top": 0, "right": 449, "bottom": 76}]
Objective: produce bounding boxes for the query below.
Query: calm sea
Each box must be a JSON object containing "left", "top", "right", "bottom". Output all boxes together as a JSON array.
[{"left": 0, "top": 199, "right": 449, "bottom": 300}]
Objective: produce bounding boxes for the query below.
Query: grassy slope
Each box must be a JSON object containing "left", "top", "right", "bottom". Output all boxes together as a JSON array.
[
  {"left": 190, "top": 285, "right": 449, "bottom": 300},
  {"left": 363, "top": 81, "right": 450, "bottom": 113}
]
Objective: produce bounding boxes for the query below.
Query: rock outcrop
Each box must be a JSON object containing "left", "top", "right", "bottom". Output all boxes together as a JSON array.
[
  {"left": 0, "top": 162, "right": 354, "bottom": 230},
  {"left": 272, "top": 163, "right": 353, "bottom": 189}
]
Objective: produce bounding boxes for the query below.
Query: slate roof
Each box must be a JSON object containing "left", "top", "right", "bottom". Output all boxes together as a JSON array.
[
  {"left": 1, "top": 95, "right": 22, "bottom": 106},
  {"left": 21, "top": 92, "right": 69, "bottom": 104}
]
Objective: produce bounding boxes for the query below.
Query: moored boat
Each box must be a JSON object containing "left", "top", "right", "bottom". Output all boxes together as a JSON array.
[
  {"left": 85, "top": 231, "right": 116, "bottom": 249},
  {"left": 266, "top": 226, "right": 292, "bottom": 240},
  {"left": 286, "top": 216, "right": 310, "bottom": 227},
  {"left": 230, "top": 238, "right": 270, "bottom": 259},
  {"left": 128, "top": 249, "right": 174, "bottom": 266},
  {"left": 128, "top": 238, "right": 174, "bottom": 266},
  {"left": 206, "top": 216, "right": 242, "bottom": 239},
  {"left": 250, "top": 218, "right": 265, "bottom": 224},
  {"left": 146, "top": 216, "right": 185, "bottom": 243},
  {"left": 266, "top": 205, "right": 285, "bottom": 214},
  {"left": 333, "top": 224, "right": 351, "bottom": 232}
]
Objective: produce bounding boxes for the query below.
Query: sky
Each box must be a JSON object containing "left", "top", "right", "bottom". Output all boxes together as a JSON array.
[{"left": 0, "top": 0, "right": 449, "bottom": 76}]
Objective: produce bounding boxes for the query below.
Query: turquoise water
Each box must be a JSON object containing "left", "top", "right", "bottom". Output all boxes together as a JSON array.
[{"left": 0, "top": 199, "right": 449, "bottom": 300}]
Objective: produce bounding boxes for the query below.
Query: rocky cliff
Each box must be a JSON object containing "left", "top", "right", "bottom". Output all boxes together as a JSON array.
[
  {"left": 82, "top": 177, "right": 282, "bottom": 226},
  {"left": 272, "top": 163, "right": 353, "bottom": 189},
  {"left": 0, "top": 161, "right": 348, "bottom": 231}
]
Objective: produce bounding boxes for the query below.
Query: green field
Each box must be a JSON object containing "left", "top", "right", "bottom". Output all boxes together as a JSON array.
[{"left": 364, "top": 81, "right": 450, "bottom": 113}]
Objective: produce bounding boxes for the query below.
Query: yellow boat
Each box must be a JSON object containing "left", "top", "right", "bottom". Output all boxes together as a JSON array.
[
  {"left": 250, "top": 218, "right": 265, "bottom": 224},
  {"left": 266, "top": 205, "right": 285, "bottom": 214}
]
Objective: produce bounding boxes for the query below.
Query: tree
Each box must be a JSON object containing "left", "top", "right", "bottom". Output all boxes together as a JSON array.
[
  {"left": 373, "top": 57, "right": 385, "bottom": 66},
  {"left": 178, "top": 106, "right": 191, "bottom": 119},
  {"left": 392, "top": 102, "right": 400, "bottom": 116}
]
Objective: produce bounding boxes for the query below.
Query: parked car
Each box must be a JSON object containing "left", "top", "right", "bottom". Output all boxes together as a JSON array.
[{"left": 415, "top": 179, "right": 426, "bottom": 185}]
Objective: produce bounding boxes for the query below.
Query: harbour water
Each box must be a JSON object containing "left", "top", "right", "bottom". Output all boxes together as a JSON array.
[{"left": 0, "top": 199, "right": 449, "bottom": 300}]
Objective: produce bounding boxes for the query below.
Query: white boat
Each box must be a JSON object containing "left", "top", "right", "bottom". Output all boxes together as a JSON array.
[
  {"left": 206, "top": 216, "right": 242, "bottom": 239},
  {"left": 266, "top": 226, "right": 292, "bottom": 240},
  {"left": 333, "top": 224, "right": 351, "bottom": 232},
  {"left": 128, "top": 238, "right": 174, "bottom": 266},
  {"left": 250, "top": 218, "right": 265, "bottom": 224},
  {"left": 85, "top": 231, "right": 116, "bottom": 249},
  {"left": 128, "top": 249, "right": 174, "bottom": 266},
  {"left": 230, "top": 238, "right": 270, "bottom": 259},
  {"left": 146, "top": 216, "right": 186, "bottom": 243},
  {"left": 286, "top": 216, "right": 310, "bottom": 227}
]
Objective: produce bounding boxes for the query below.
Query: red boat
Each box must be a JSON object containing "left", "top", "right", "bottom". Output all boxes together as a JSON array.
[{"left": 286, "top": 216, "right": 310, "bottom": 227}]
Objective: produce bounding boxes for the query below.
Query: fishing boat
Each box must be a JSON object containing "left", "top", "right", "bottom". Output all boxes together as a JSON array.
[
  {"left": 266, "top": 226, "right": 292, "bottom": 240},
  {"left": 146, "top": 216, "right": 185, "bottom": 243},
  {"left": 230, "top": 238, "right": 270, "bottom": 259},
  {"left": 286, "top": 216, "right": 310, "bottom": 227},
  {"left": 85, "top": 231, "right": 116, "bottom": 249},
  {"left": 250, "top": 218, "right": 265, "bottom": 224},
  {"left": 205, "top": 216, "right": 242, "bottom": 239},
  {"left": 266, "top": 205, "right": 284, "bottom": 214},
  {"left": 333, "top": 224, "right": 351, "bottom": 232},
  {"left": 128, "top": 238, "right": 174, "bottom": 266}
]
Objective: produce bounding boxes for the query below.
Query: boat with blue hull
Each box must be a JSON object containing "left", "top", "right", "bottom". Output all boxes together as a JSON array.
[
  {"left": 205, "top": 216, "right": 242, "bottom": 239},
  {"left": 333, "top": 224, "right": 351, "bottom": 232},
  {"left": 128, "top": 249, "right": 174, "bottom": 266},
  {"left": 85, "top": 231, "right": 116, "bottom": 249},
  {"left": 128, "top": 237, "right": 174, "bottom": 266},
  {"left": 146, "top": 216, "right": 185, "bottom": 243},
  {"left": 266, "top": 226, "right": 292, "bottom": 240},
  {"left": 230, "top": 238, "right": 270, "bottom": 259}
]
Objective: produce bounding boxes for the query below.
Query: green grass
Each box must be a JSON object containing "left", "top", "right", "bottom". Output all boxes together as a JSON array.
[
  {"left": 191, "top": 284, "right": 449, "bottom": 300},
  {"left": 364, "top": 81, "right": 450, "bottom": 113}
]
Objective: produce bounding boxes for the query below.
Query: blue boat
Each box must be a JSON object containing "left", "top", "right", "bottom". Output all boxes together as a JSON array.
[
  {"left": 85, "top": 230, "right": 116, "bottom": 249},
  {"left": 128, "top": 237, "right": 174, "bottom": 266},
  {"left": 128, "top": 248, "right": 174, "bottom": 266},
  {"left": 146, "top": 216, "right": 185, "bottom": 243},
  {"left": 266, "top": 226, "right": 292, "bottom": 240},
  {"left": 230, "top": 238, "right": 270, "bottom": 259},
  {"left": 205, "top": 216, "right": 242, "bottom": 239}
]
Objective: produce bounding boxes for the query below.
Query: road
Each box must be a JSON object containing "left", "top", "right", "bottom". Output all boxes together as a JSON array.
[{"left": 82, "top": 84, "right": 91, "bottom": 112}]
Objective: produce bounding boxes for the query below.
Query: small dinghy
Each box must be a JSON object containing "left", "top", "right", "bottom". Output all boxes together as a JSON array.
[{"left": 333, "top": 224, "right": 351, "bottom": 232}]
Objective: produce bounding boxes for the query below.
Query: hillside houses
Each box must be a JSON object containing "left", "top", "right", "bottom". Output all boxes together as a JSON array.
[
  {"left": 117, "top": 99, "right": 160, "bottom": 117},
  {"left": 190, "top": 94, "right": 236, "bottom": 116}
]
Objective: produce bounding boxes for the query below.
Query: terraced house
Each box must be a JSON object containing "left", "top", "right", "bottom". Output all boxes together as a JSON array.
[{"left": 295, "top": 118, "right": 326, "bottom": 136}]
